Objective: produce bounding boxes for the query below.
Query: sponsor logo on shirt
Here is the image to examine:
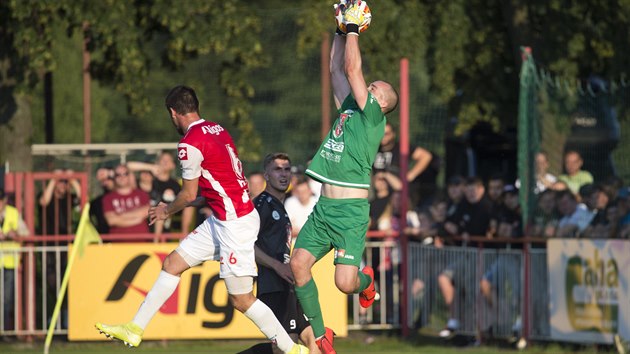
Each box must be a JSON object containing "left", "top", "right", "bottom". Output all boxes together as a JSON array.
[
  {"left": 323, "top": 139, "right": 345, "bottom": 153},
  {"left": 201, "top": 124, "right": 225, "bottom": 135},
  {"left": 333, "top": 110, "right": 352, "bottom": 138},
  {"left": 178, "top": 147, "right": 188, "bottom": 160}
]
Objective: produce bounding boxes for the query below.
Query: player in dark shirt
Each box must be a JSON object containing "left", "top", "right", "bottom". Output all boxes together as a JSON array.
[{"left": 239, "top": 153, "right": 317, "bottom": 354}]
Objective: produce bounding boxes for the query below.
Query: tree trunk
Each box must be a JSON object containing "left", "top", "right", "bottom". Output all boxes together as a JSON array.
[{"left": 0, "top": 92, "right": 33, "bottom": 172}]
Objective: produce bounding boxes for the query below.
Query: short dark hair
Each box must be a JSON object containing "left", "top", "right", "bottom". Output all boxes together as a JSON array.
[
  {"left": 165, "top": 85, "right": 199, "bottom": 115},
  {"left": 263, "top": 152, "right": 291, "bottom": 171}
]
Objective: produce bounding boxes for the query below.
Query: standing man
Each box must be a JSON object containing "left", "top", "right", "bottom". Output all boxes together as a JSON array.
[
  {"left": 239, "top": 153, "right": 318, "bottom": 354},
  {"left": 102, "top": 164, "right": 151, "bottom": 234},
  {"left": 290, "top": 4, "right": 399, "bottom": 354},
  {"left": 96, "top": 86, "right": 307, "bottom": 354}
]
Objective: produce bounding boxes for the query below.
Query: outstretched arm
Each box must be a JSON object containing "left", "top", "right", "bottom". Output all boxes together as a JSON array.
[
  {"left": 331, "top": 34, "right": 351, "bottom": 109},
  {"left": 344, "top": 26, "right": 368, "bottom": 110}
]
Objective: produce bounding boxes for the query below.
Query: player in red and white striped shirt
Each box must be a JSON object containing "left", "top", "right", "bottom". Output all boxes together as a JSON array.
[{"left": 96, "top": 86, "right": 307, "bottom": 354}]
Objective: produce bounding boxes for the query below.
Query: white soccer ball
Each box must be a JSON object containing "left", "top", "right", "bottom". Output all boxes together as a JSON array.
[{"left": 335, "top": 1, "right": 372, "bottom": 34}]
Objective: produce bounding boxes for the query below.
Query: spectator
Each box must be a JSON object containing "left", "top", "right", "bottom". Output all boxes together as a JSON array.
[
  {"left": 248, "top": 172, "right": 265, "bottom": 199},
  {"left": 444, "top": 176, "right": 493, "bottom": 241},
  {"left": 445, "top": 175, "right": 466, "bottom": 232},
  {"left": 0, "top": 189, "right": 30, "bottom": 333},
  {"left": 129, "top": 152, "right": 193, "bottom": 234},
  {"left": 558, "top": 150, "right": 594, "bottom": 196},
  {"left": 406, "top": 195, "right": 448, "bottom": 244},
  {"left": 368, "top": 171, "right": 402, "bottom": 232},
  {"left": 479, "top": 184, "right": 524, "bottom": 339},
  {"left": 616, "top": 188, "right": 630, "bottom": 239},
  {"left": 486, "top": 175, "right": 506, "bottom": 238},
  {"left": 89, "top": 167, "right": 115, "bottom": 234},
  {"left": 555, "top": 189, "right": 594, "bottom": 237},
  {"left": 582, "top": 199, "right": 620, "bottom": 239},
  {"left": 439, "top": 176, "right": 492, "bottom": 338},
  {"left": 516, "top": 152, "right": 557, "bottom": 194},
  {"left": 580, "top": 183, "right": 609, "bottom": 216},
  {"left": 373, "top": 122, "right": 440, "bottom": 210},
  {"left": 38, "top": 169, "right": 81, "bottom": 236},
  {"left": 102, "top": 164, "right": 151, "bottom": 234},
  {"left": 528, "top": 189, "right": 560, "bottom": 238},
  {"left": 284, "top": 175, "right": 316, "bottom": 238},
  {"left": 494, "top": 185, "right": 523, "bottom": 239}
]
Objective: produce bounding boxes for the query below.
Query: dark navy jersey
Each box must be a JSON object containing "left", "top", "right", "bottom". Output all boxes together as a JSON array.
[{"left": 254, "top": 191, "right": 292, "bottom": 295}]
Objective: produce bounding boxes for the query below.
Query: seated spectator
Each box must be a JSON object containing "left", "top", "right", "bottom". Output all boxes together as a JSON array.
[
  {"left": 444, "top": 176, "right": 493, "bottom": 242},
  {"left": 617, "top": 188, "right": 630, "bottom": 239},
  {"left": 557, "top": 150, "right": 594, "bottom": 196},
  {"left": 102, "top": 164, "right": 151, "bottom": 234},
  {"left": 406, "top": 195, "right": 448, "bottom": 245},
  {"left": 582, "top": 199, "right": 620, "bottom": 239},
  {"left": 555, "top": 189, "right": 594, "bottom": 237},
  {"left": 579, "top": 183, "right": 609, "bottom": 223},
  {"left": 528, "top": 189, "right": 560, "bottom": 238},
  {"left": 284, "top": 175, "right": 316, "bottom": 238},
  {"left": 486, "top": 175, "right": 506, "bottom": 238},
  {"left": 439, "top": 176, "right": 492, "bottom": 338},
  {"left": 444, "top": 175, "right": 466, "bottom": 233},
  {"left": 495, "top": 185, "right": 523, "bottom": 239},
  {"left": 515, "top": 151, "right": 557, "bottom": 194},
  {"left": 90, "top": 168, "right": 115, "bottom": 234}
]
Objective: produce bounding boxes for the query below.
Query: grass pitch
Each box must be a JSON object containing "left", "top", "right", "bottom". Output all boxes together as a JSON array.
[{"left": 0, "top": 332, "right": 615, "bottom": 354}]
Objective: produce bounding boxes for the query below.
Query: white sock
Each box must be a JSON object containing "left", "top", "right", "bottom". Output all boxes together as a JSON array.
[
  {"left": 244, "top": 299, "right": 295, "bottom": 353},
  {"left": 132, "top": 270, "right": 180, "bottom": 329}
]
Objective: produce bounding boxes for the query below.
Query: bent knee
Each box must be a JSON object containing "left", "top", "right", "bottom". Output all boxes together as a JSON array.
[{"left": 335, "top": 277, "right": 356, "bottom": 294}]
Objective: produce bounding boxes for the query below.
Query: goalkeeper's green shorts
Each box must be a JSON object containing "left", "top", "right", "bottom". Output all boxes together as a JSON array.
[{"left": 294, "top": 195, "right": 369, "bottom": 267}]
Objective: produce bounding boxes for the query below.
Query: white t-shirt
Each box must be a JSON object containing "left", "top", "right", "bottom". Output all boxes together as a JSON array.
[{"left": 284, "top": 195, "right": 317, "bottom": 234}]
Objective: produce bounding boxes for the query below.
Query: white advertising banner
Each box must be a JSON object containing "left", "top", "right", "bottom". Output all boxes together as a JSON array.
[{"left": 548, "top": 239, "right": 630, "bottom": 343}]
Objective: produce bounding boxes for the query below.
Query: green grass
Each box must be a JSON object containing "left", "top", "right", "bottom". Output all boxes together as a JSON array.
[{"left": 0, "top": 332, "right": 615, "bottom": 354}]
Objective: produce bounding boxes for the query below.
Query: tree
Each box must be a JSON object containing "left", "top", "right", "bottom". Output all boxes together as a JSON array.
[{"left": 0, "top": 0, "right": 266, "bottom": 170}]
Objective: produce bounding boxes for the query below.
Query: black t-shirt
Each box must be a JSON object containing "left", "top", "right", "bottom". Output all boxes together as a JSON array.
[
  {"left": 37, "top": 193, "right": 80, "bottom": 236},
  {"left": 152, "top": 178, "right": 182, "bottom": 232},
  {"left": 254, "top": 191, "right": 292, "bottom": 295},
  {"left": 450, "top": 197, "right": 493, "bottom": 245},
  {"left": 89, "top": 193, "right": 110, "bottom": 234}
]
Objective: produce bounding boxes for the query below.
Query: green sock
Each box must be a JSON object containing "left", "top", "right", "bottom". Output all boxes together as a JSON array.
[
  {"left": 357, "top": 270, "right": 372, "bottom": 293},
  {"left": 295, "top": 278, "right": 325, "bottom": 338}
]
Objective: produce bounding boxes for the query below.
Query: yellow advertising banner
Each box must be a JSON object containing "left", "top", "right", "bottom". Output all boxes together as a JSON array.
[
  {"left": 548, "top": 239, "right": 629, "bottom": 344},
  {"left": 69, "top": 243, "right": 347, "bottom": 340}
]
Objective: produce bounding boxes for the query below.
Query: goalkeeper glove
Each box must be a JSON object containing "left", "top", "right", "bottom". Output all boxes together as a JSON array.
[{"left": 343, "top": 2, "right": 365, "bottom": 35}]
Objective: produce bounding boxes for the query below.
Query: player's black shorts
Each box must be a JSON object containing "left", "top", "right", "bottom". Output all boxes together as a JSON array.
[{"left": 258, "top": 289, "right": 309, "bottom": 335}]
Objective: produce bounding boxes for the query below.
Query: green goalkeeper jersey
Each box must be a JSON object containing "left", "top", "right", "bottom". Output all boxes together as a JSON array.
[{"left": 306, "top": 93, "right": 386, "bottom": 189}]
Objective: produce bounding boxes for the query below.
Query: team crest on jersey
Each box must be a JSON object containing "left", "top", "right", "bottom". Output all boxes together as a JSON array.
[
  {"left": 333, "top": 110, "right": 352, "bottom": 138},
  {"left": 272, "top": 210, "right": 280, "bottom": 220},
  {"left": 178, "top": 147, "right": 188, "bottom": 160}
]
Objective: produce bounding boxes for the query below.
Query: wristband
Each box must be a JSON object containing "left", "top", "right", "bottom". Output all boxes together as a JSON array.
[
  {"left": 346, "top": 23, "right": 359, "bottom": 35},
  {"left": 335, "top": 28, "right": 346, "bottom": 36}
]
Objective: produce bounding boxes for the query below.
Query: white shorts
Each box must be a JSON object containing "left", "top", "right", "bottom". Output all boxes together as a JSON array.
[{"left": 176, "top": 209, "right": 260, "bottom": 278}]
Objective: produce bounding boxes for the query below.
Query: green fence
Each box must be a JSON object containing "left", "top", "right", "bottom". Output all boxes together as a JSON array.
[{"left": 518, "top": 47, "right": 630, "bottom": 225}]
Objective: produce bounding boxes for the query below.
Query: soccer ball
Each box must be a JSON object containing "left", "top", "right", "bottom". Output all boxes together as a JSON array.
[{"left": 335, "top": 1, "right": 372, "bottom": 34}]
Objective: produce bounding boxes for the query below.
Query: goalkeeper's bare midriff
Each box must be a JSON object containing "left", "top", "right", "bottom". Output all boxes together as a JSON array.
[{"left": 321, "top": 183, "right": 368, "bottom": 199}]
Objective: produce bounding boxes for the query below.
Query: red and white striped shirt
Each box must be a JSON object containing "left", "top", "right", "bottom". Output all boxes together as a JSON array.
[{"left": 178, "top": 119, "right": 253, "bottom": 221}]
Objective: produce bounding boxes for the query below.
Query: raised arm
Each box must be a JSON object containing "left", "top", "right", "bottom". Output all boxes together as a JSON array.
[
  {"left": 343, "top": 10, "right": 369, "bottom": 110},
  {"left": 331, "top": 34, "right": 351, "bottom": 109}
]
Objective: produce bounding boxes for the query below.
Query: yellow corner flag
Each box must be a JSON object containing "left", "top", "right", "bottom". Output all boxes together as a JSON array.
[
  {"left": 44, "top": 203, "right": 102, "bottom": 354},
  {"left": 74, "top": 202, "right": 102, "bottom": 258}
]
